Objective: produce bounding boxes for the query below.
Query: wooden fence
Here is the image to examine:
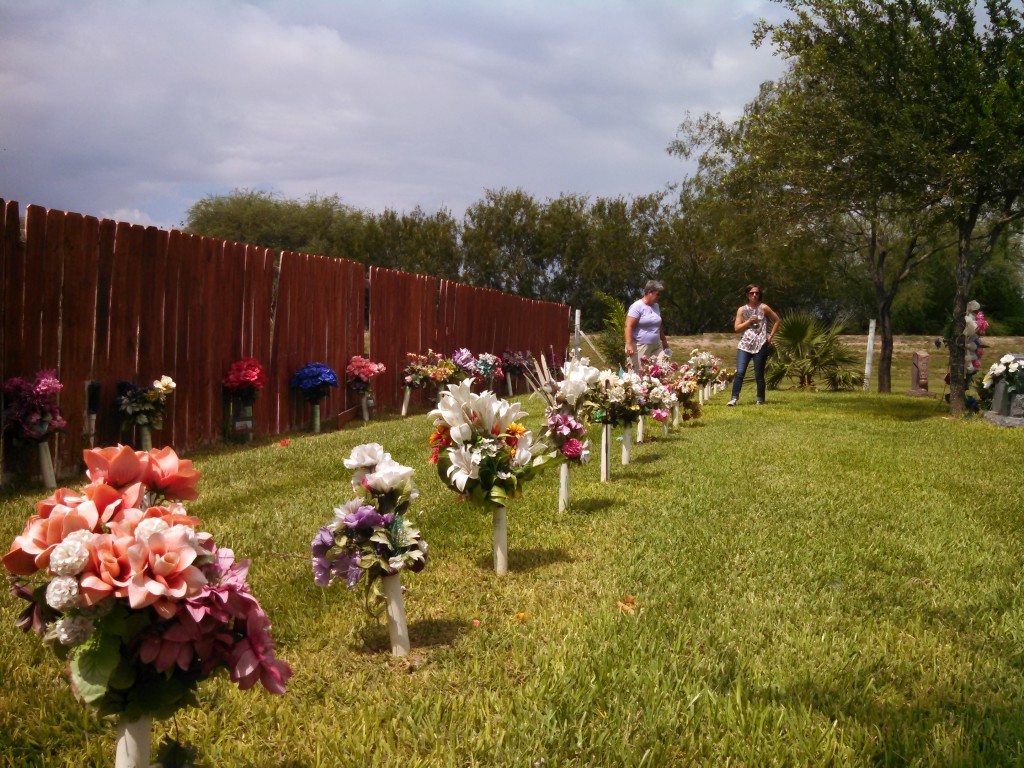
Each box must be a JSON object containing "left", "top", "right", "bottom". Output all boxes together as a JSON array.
[
  {"left": 1, "top": 199, "right": 364, "bottom": 480},
  {"left": 368, "top": 267, "right": 571, "bottom": 411},
  {"left": 1, "top": 200, "right": 570, "bottom": 481}
]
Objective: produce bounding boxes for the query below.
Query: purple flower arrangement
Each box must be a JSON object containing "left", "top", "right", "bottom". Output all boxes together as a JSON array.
[
  {"left": 311, "top": 443, "right": 426, "bottom": 613},
  {"left": 2, "top": 369, "right": 67, "bottom": 442}
]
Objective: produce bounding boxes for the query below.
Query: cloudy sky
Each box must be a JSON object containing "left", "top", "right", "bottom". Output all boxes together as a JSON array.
[{"left": 0, "top": 0, "right": 791, "bottom": 230}]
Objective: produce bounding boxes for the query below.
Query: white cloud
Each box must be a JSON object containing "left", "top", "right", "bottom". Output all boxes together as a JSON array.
[{"left": 0, "top": 0, "right": 789, "bottom": 226}]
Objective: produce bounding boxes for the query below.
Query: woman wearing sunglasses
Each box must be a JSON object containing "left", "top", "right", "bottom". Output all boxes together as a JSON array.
[{"left": 727, "top": 284, "right": 779, "bottom": 406}]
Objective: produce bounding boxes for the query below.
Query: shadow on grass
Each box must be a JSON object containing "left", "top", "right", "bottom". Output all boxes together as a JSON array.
[
  {"left": 353, "top": 618, "right": 469, "bottom": 654},
  {"left": 571, "top": 498, "right": 614, "bottom": 514},
  {"left": 473, "top": 546, "right": 573, "bottom": 573},
  {"left": 780, "top": 392, "right": 948, "bottom": 422},
  {"left": 754, "top": 675, "right": 1024, "bottom": 764},
  {"left": 629, "top": 452, "right": 662, "bottom": 464},
  {"left": 409, "top": 618, "right": 467, "bottom": 647}
]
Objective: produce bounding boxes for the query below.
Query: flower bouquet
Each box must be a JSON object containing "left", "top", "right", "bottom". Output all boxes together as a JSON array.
[
  {"left": 982, "top": 353, "right": 1024, "bottom": 415},
  {"left": 346, "top": 356, "right": 386, "bottom": 421},
  {"left": 688, "top": 350, "right": 722, "bottom": 403},
  {"left": 428, "top": 380, "right": 553, "bottom": 574},
  {"left": 639, "top": 372, "right": 678, "bottom": 440},
  {"left": 4, "top": 445, "right": 291, "bottom": 767},
  {"left": 223, "top": 358, "right": 267, "bottom": 442},
  {"left": 643, "top": 353, "right": 691, "bottom": 427},
  {"left": 475, "top": 352, "right": 505, "bottom": 391},
  {"left": 401, "top": 351, "right": 461, "bottom": 414},
  {"left": 536, "top": 357, "right": 600, "bottom": 511},
  {"left": 451, "top": 348, "right": 505, "bottom": 391},
  {"left": 223, "top": 358, "right": 267, "bottom": 405},
  {"left": 290, "top": 362, "right": 338, "bottom": 432},
  {"left": 115, "top": 375, "right": 176, "bottom": 451},
  {"left": 311, "top": 443, "right": 426, "bottom": 656},
  {"left": 583, "top": 370, "right": 645, "bottom": 466},
  {"left": 501, "top": 349, "right": 533, "bottom": 396},
  {"left": 451, "top": 347, "right": 477, "bottom": 379},
  {"left": 3, "top": 369, "right": 67, "bottom": 489}
]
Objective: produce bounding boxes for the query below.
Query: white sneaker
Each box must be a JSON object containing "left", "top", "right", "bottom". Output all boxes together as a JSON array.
[{"left": 727, "top": 398, "right": 737, "bottom": 407}]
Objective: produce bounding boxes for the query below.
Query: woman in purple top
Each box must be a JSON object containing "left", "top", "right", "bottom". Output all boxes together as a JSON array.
[
  {"left": 624, "top": 280, "right": 669, "bottom": 370},
  {"left": 727, "top": 284, "right": 780, "bottom": 406}
]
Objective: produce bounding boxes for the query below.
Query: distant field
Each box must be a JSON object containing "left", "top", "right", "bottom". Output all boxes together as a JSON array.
[{"left": 664, "top": 334, "right": 1024, "bottom": 396}]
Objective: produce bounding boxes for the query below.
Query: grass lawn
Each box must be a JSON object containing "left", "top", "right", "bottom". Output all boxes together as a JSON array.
[{"left": 2, "top": 348, "right": 1024, "bottom": 765}]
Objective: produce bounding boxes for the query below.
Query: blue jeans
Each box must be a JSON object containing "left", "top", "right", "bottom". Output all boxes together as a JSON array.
[{"left": 731, "top": 346, "right": 769, "bottom": 402}]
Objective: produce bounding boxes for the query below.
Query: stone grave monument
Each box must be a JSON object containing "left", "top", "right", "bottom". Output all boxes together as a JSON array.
[
  {"left": 906, "top": 351, "right": 935, "bottom": 397},
  {"left": 984, "top": 353, "right": 1024, "bottom": 427}
]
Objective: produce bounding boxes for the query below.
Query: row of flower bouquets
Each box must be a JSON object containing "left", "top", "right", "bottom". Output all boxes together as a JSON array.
[
  {"left": 2, "top": 349, "right": 734, "bottom": 765},
  {"left": 3, "top": 350, "right": 724, "bottom": 719},
  {"left": 0, "top": 351, "right": 521, "bottom": 444}
]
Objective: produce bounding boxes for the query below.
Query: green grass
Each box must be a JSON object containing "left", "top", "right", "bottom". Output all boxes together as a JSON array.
[{"left": 2, "top": 387, "right": 1024, "bottom": 766}]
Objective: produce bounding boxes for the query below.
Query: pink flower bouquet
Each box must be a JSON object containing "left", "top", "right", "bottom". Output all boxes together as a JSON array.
[
  {"left": 3, "top": 445, "right": 291, "bottom": 721},
  {"left": 345, "top": 355, "right": 386, "bottom": 393}
]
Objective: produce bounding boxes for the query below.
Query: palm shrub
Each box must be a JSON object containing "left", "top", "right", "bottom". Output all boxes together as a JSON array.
[
  {"left": 766, "top": 311, "right": 864, "bottom": 391},
  {"left": 593, "top": 291, "right": 628, "bottom": 370}
]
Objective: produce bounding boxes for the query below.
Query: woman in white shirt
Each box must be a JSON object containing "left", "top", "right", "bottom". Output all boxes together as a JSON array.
[{"left": 727, "top": 284, "right": 780, "bottom": 406}]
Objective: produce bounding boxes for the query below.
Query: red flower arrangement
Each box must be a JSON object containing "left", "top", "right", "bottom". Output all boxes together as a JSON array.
[{"left": 223, "top": 358, "right": 268, "bottom": 404}]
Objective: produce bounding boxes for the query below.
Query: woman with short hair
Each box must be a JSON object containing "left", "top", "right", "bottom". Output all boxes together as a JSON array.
[{"left": 624, "top": 280, "right": 669, "bottom": 370}]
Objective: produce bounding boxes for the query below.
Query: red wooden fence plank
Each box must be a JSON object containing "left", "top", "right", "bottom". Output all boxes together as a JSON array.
[
  {"left": 137, "top": 227, "right": 166, "bottom": 381},
  {"left": 93, "top": 219, "right": 116, "bottom": 378},
  {"left": 249, "top": 247, "right": 273, "bottom": 433},
  {"left": 21, "top": 205, "right": 48, "bottom": 374},
  {"left": 172, "top": 234, "right": 198, "bottom": 450},
  {"left": 41, "top": 209, "right": 65, "bottom": 371},
  {"left": 107, "top": 222, "right": 137, "bottom": 414},
  {"left": 0, "top": 200, "right": 20, "bottom": 394},
  {"left": 161, "top": 231, "right": 183, "bottom": 448},
  {"left": 0, "top": 199, "right": 6, "bottom": 400},
  {"left": 55, "top": 212, "right": 96, "bottom": 476}
]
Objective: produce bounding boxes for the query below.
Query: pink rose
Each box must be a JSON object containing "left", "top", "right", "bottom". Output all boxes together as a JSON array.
[{"left": 560, "top": 438, "right": 583, "bottom": 459}]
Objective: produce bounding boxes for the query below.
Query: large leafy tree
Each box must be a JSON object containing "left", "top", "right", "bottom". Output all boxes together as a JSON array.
[
  {"left": 672, "top": 45, "right": 950, "bottom": 393},
  {"left": 460, "top": 188, "right": 545, "bottom": 297},
  {"left": 185, "top": 189, "right": 369, "bottom": 261},
  {"left": 756, "top": 0, "right": 1024, "bottom": 413}
]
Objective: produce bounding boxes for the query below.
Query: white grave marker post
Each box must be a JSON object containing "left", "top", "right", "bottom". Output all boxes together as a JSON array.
[{"left": 864, "top": 319, "right": 876, "bottom": 392}]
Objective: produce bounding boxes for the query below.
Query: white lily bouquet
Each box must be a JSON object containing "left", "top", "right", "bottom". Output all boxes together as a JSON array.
[{"left": 428, "top": 380, "right": 554, "bottom": 573}]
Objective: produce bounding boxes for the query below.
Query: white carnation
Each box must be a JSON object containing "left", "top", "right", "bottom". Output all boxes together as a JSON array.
[
  {"left": 45, "top": 576, "right": 81, "bottom": 612},
  {"left": 54, "top": 615, "right": 94, "bottom": 646},
  {"left": 388, "top": 555, "right": 406, "bottom": 573},
  {"left": 134, "top": 517, "right": 169, "bottom": 543},
  {"left": 49, "top": 538, "right": 91, "bottom": 576},
  {"left": 63, "top": 530, "right": 93, "bottom": 545}
]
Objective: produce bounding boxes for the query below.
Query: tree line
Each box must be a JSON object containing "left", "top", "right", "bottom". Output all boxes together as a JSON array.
[
  {"left": 185, "top": 184, "right": 1023, "bottom": 338},
  {"left": 185, "top": 0, "right": 1024, "bottom": 412}
]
